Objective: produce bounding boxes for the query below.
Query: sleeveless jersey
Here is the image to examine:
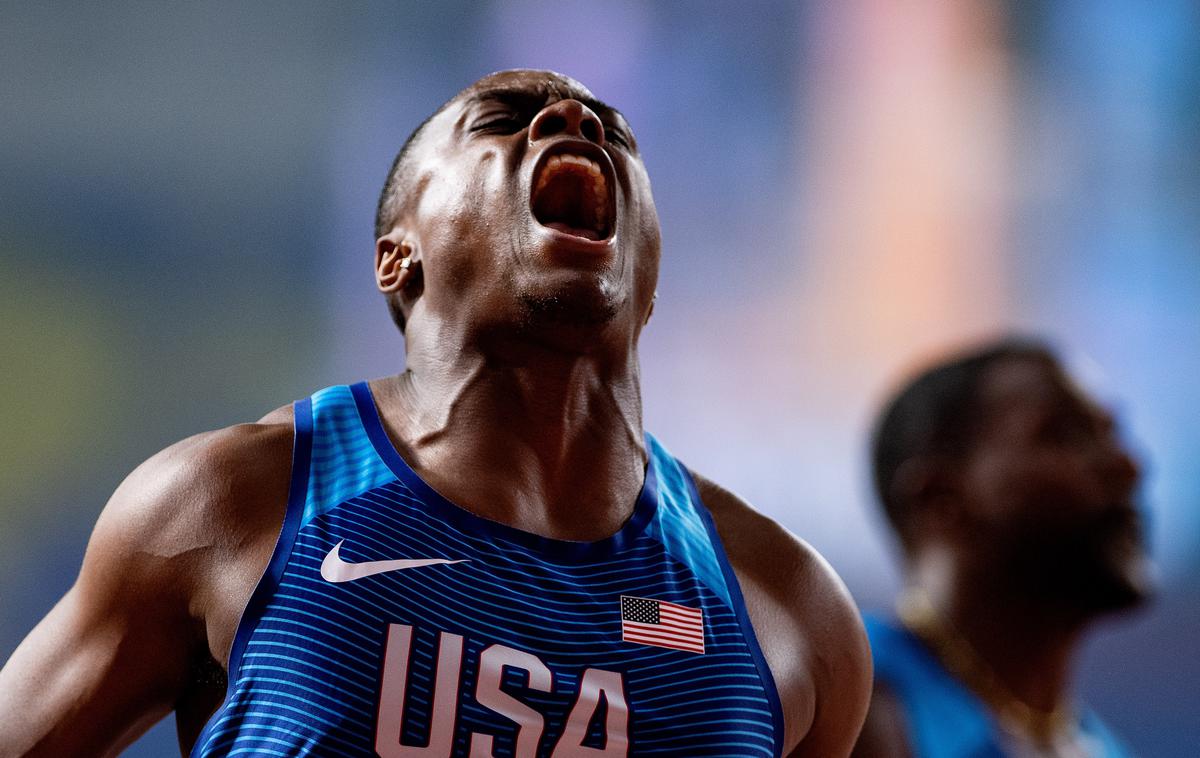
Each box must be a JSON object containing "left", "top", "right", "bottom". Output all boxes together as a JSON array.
[
  {"left": 864, "top": 615, "right": 1130, "bottom": 757},
  {"left": 191, "top": 383, "right": 784, "bottom": 757}
]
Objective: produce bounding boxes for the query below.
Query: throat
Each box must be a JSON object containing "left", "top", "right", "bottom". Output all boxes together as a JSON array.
[
  {"left": 371, "top": 369, "right": 648, "bottom": 542},
  {"left": 900, "top": 582, "right": 1082, "bottom": 720}
]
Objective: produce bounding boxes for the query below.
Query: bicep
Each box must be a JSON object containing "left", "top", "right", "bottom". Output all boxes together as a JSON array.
[
  {"left": 789, "top": 568, "right": 874, "bottom": 757},
  {"left": 0, "top": 582, "right": 189, "bottom": 756},
  {"left": 691, "top": 476, "right": 873, "bottom": 757},
  {"left": 850, "top": 682, "right": 914, "bottom": 758},
  {"left": 0, "top": 466, "right": 202, "bottom": 756}
]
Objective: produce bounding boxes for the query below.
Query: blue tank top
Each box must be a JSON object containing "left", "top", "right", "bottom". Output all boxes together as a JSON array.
[
  {"left": 191, "top": 383, "right": 784, "bottom": 757},
  {"left": 864, "top": 615, "right": 1130, "bottom": 757}
]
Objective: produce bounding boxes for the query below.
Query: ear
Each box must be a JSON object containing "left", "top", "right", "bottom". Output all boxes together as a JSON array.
[
  {"left": 891, "top": 455, "right": 966, "bottom": 535},
  {"left": 644, "top": 290, "right": 657, "bottom": 325},
  {"left": 375, "top": 233, "right": 417, "bottom": 294}
]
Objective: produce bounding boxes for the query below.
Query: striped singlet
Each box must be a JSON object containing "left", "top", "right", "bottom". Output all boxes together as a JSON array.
[
  {"left": 191, "top": 382, "right": 784, "bottom": 757},
  {"left": 865, "top": 616, "right": 1130, "bottom": 757}
]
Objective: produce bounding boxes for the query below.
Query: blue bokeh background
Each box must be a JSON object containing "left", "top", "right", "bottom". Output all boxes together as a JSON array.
[{"left": 1, "top": 2, "right": 1196, "bottom": 754}]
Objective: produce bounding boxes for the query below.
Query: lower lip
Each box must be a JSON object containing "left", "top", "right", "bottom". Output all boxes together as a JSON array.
[{"left": 534, "top": 220, "right": 616, "bottom": 254}]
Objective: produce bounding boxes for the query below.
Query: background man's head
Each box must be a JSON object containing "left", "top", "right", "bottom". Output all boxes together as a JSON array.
[
  {"left": 871, "top": 338, "right": 1152, "bottom": 614},
  {"left": 371, "top": 70, "right": 661, "bottom": 353}
]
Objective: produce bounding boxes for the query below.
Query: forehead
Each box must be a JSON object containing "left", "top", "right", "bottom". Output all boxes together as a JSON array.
[
  {"left": 439, "top": 70, "right": 626, "bottom": 127},
  {"left": 977, "top": 356, "right": 1099, "bottom": 422},
  {"left": 464, "top": 70, "right": 597, "bottom": 104}
]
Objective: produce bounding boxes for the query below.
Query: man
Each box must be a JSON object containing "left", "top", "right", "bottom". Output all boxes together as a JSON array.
[
  {"left": 0, "top": 70, "right": 870, "bottom": 757},
  {"left": 853, "top": 339, "right": 1151, "bottom": 757}
]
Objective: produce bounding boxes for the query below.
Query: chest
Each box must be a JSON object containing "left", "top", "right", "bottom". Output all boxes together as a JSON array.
[{"left": 195, "top": 493, "right": 781, "bottom": 757}]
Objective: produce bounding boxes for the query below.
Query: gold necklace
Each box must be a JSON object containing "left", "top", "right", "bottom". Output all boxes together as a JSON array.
[{"left": 897, "top": 587, "right": 1077, "bottom": 747}]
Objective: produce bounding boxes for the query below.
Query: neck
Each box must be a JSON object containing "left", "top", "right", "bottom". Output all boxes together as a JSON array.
[
  {"left": 375, "top": 328, "right": 646, "bottom": 541},
  {"left": 906, "top": 550, "right": 1087, "bottom": 719}
]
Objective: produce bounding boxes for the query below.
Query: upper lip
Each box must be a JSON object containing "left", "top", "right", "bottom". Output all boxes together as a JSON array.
[
  {"left": 528, "top": 138, "right": 617, "bottom": 240},
  {"left": 1098, "top": 498, "right": 1143, "bottom": 534}
]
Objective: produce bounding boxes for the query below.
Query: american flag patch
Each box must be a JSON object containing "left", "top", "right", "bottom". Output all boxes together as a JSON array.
[{"left": 620, "top": 595, "right": 705, "bottom": 654}]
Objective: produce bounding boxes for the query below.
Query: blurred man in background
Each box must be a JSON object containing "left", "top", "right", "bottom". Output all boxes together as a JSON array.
[{"left": 853, "top": 338, "right": 1152, "bottom": 758}]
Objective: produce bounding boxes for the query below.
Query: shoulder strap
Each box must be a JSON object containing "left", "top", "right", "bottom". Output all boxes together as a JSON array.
[
  {"left": 644, "top": 433, "right": 732, "bottom": 607},
  {"left": 302, "top": 383, "right": 395, "bottom": 526},
  {"left": 647, "top": 433, "right": 786, "bottom": 755},
  {"left": 1079, "top": 709, "right": 1133, "bottom": 758},
  {"left": 865, "top": 616, "right": 1005, "bottom": 758}
]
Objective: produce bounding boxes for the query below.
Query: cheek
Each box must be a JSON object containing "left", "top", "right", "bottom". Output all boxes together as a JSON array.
[
  {"left": 421, "top": 150, "right": 512, "bottom": 221},
  {"left": 623, "top": 171, "right": 661, "bottom": 274},
  {"left": 468, "top": 151, "right": 508, "bottom": 203},
  {"left": 972, "top": 451, "right": 1103, "bottom": 527},
  {"left": 422, "top": 154, "right": 519, "bottom": 257},
  {"left": 634, "top": 216, "right": 661, "bottom": 273},
  {"left": 624, "top": 168, "right": 658, "bottom": 227}
]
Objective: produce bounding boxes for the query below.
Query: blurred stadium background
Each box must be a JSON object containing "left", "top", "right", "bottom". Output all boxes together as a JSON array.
[{"left": 1, "top": 1, "right": 1196, "bottom": 754}]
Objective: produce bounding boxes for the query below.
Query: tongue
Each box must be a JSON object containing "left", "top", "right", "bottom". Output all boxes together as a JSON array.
[{"left": 545, "top": 221, "right": 602, "bottom": 241}]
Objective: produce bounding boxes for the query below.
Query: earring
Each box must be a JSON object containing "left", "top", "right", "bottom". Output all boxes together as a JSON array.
[{"left": 399, "top": 256, "right": 412, "bottom": 271}]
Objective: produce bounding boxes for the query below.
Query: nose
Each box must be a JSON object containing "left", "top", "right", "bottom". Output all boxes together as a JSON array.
[
  {"left": 528, "top": 99, "right": 605, "bottom": 146},
  {"left": 1104, "top": 440, "right": 1142, "bottom": 494}
]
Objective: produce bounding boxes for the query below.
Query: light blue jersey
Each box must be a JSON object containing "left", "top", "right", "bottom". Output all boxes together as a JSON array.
[
  {"left": 865, "top": 616, "right": 1130, "bottom": 758},
  {"left": 191, "top": 383, "right": 783, "bottom": 757}
]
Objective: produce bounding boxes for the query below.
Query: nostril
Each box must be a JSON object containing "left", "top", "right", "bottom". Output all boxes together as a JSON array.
[
  {"left": 581, "top": 120, "right": 601, "bottom": 143},
  {"left": 535, "top": 114, "right": 567, "bottom": 138}
]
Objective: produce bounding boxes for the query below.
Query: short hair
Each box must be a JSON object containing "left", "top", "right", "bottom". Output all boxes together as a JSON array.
[
  {"left": 374, "top": 107, "right": 442, "bottom": 241},
  {"left": 870, "top": 337, "right": 1056, "bottom": 549},
  {"left": 373, "top": 100, "right": 453, "bottom": 333}
]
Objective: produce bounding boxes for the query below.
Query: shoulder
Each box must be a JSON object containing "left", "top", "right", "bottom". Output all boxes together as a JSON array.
[
  {"left": 100, "top": 405, "right": 294, "bottom": 552},
  {"left": 692, "top": 472, "right": 839, "bottom": 608},
  {"left": 0, "top": 405, "right": 298, "bottom": 754},
  {"left": 690, "top": 471, "right": 866, "bottom": 661},
  {"left": 690, "top": 470, "right": 873, "bottom": 756},
  {"left": 83, "top": 404, "right": 296, "bottom": 630}
]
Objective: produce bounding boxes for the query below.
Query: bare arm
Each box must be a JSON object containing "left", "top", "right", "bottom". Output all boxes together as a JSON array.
[
  {"left": 850, "top": 682, "right": 914, "bottom": 758},
  {"left": 783, "top": 547, "right": 873, "bottom": 758},
  {"left": 0, "top": 421, "right": 291, "bottom": 757},
  {"left": 695, "top": 474, "right": 873, "bottom": 758}
]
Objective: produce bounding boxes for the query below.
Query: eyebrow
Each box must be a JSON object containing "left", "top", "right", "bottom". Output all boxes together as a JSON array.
[{"left": 463, "top": 87, "right": 626, "bottom": 124}]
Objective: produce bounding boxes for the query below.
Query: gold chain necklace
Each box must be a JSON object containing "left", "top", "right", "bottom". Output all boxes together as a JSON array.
[{"left": 897, "top": 587, "right": 1077, "bottom": 746}]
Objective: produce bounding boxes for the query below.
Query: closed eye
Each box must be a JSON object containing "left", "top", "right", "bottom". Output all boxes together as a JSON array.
[
  {"left": 604, "top": 127, "right": 630, "bottom": 148},
  {"left": 470, "top": 115, "right": 526, "bottom": 134}
]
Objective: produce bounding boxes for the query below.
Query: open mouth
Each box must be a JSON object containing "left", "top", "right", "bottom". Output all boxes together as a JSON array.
[{"left": 530, "top": 152, "right": 613, "bottom": 242}]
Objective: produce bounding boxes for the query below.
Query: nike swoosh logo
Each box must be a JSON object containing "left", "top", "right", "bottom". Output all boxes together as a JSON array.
[{"left": 320, "top": 539, "right": 468, "bottom": 583}]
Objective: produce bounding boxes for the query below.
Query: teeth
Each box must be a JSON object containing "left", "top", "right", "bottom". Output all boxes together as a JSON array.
[
  {"left": 535, "top": 154, "right": 607, "bottom": 197},
  {"left": 533, "top": 152, "right": 612, "bottom": 235}
]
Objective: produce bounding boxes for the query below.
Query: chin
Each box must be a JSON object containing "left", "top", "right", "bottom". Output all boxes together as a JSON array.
[
  {"left": 1092, "top": 545, "right": 1156, "bottom": 613},
  {"left": 1006, "top": 528, "right": 1154, "bottom": 616},
  {"left": 1059, "top": 542, "right": 1155, "bottom": 616},
  {"left": 517, "top": 279, "right": 621, "bottom": 332},
  {"left": 1079, "top": 573, "right": 1149, "bottom": 615},
  {"left": 1089, "top": 512, "right": 1156, "bottom": 612}
]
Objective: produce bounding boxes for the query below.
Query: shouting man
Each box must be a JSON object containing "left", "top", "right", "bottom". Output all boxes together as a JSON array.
[{"left": 0, "top": 70, "right": 871, "bottom": 757}]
